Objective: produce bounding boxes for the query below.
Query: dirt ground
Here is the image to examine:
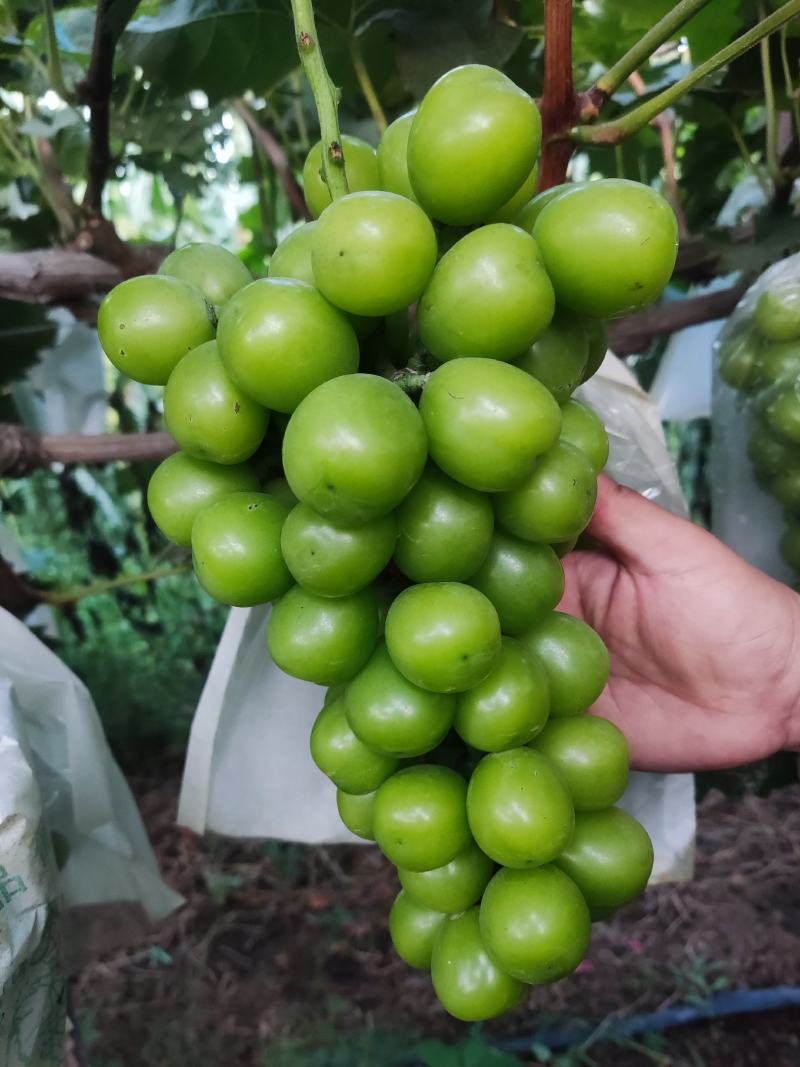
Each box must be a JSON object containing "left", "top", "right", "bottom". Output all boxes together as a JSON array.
[{"left": 72, "top": 773, "right": 800, "bottom": 1067}]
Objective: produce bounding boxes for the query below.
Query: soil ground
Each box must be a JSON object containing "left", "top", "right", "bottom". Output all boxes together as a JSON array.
[{"left": 72, "top": 773, "right": 800, "bottom": 1067}]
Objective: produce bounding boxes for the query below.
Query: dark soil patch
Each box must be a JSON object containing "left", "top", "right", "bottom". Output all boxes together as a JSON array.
[{"left": 72, "top": 775, "right": 800, "bottom": 1067}]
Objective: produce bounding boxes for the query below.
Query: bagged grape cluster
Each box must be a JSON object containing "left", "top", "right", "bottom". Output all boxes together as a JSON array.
[
  {"left": 97, "top": 64, "right": 677, "bottom": 1020},
  {"left": 717, "top": 261, "right": 800, "bottom": 581}
]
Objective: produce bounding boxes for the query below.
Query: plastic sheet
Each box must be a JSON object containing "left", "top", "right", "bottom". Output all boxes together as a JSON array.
[
  {"left": 711, "top": 252, "right": 800, "bottom": 585},
  {"left": 0, "top": 680, "right": 63, "bottom": 1067},
  {"left": 648, "top": 277, "right": 738, "bottom": 422},
  {"left": 0, "top": 608, "right": 183, "bottom": 1067},
  {"left": 179, "top": 354, "right": 696, "bottom": 885}
]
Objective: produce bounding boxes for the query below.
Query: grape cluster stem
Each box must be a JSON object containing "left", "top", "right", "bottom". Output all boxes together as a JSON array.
[
  {"left": 290, "top": 0, "right": 350, "bottom": 201},
  {"left": 391, "top": 370, "right": 430, "bottom": 396}
]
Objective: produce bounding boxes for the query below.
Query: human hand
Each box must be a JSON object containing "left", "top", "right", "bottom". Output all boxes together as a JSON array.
[{"left": 559, "top": 475, "right": 800, "bottom": 772}]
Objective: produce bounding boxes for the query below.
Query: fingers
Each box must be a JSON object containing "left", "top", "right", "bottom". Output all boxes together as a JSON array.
[{"left": 586, "top": 475, "right": 721, "bottom": 576}]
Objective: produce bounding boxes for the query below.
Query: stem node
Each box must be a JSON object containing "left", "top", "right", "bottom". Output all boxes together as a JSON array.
[
  {"left": 595, "top": 0, "right": 714, "bottom": 99},
  {"left": 291, "top": 0, "right": 349, "bottom": 200},
  {"left": 572, "top": 0, "right": 800, "bottom": 147}
]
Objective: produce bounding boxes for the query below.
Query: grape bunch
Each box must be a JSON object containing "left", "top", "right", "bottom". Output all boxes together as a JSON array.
[
  {"left": 718, "top": 278, "right": 800, "bottom": 579},
  {"left": 97, "top": 64, "right": 678, "bottom": 1021}
]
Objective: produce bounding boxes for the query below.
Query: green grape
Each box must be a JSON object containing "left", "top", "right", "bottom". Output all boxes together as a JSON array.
[
  {"left": 268, "top": 585, "right": 379, "bottom": 686},
  {"left": 377, "top": 110, "right": 418, "bottom": 202},
  {"left": 310, "top": 697, "right": 398, "bottom": 793},
  {"left": 384, "top": 583, "right": 502, "bottom": 694},
  {"left": 532, "top": 715, "right": 629, "bottom": 811},
  {"left": 408, "top": 64, "right": 541, "bottom": 225},
  {"left": 754, "top": 284, "right": 800, "bottom": 342},
  {"left": 398, "top": 842, "right": 494, "bottom": 914},
  {"left": 268, "top": 223, "right": 317, "bottom": 287},
  {"left": 394, "top": 467, "right": 494, "bottom": 582},
  {"left": 431, "top": 909, "right": 524, "bottom": 1021},
  {"left": 495, "top": 441, "right": 597, "bottom": 543},
  {"left": 418, "top": 224, "right": 555, "bottom": 362},
  {"left": 98, "top": 275, "right": 214, "bottom": 385},
  {"left": 466, "top": 747, "right": 575, "bottom": 868},
  {"left": 216, "top": 278, "right": 359, "bottom": 414},
  {"left": 718, "top": 330, "right": 763, "bottom": 392},
  {"left": 282, "top": 374, "right": 427, "bottom": 525},
  {"left": 454, "top": 637, "right": 550, "bottom": 751},
  {"left": 485, "top": 162, "right": 539, "bottom": 223},
  {"left": 191, "top": 491, "right": 292, "bottom": 606},
  {"left": 747, "top": 430, "right": 800, "bottom": 477},
  {"left": 336, "top": 788, "right": 377, "bottom": 840},
  {"left": 533, "top": 179, "right": 678, "bottom": 318},
  {"left": 469, "top": 533, "right": 564, "bottom": 635},
  {"left": 147, "top": 452, "right": 258, "bottom": 546},
  {"left": 389, "top": 890, "right": 447, "bottom": 969},
  {"left": 311, "top": 191, "right": 437, "bottom": 317},
  {"left": 159, "top": 242, "right": 251, "bottom": 309},
  {"left": 280, "top": 505, "right": 396, "bottom": 597},
  {"left": 163, "top": 340, "right": 268, "bottom": 464},
  {"left": 372, "top": 765, "right": 471, "bottom": 871},
  {"left": 520, "top": 611, "right": 610, "bottom": 717},
  {"left": 268, "top": 221, "right": 376, "bottom": 340},
  {"left": 514, "top": 309, "right": 589, "bottom": 403},
  {"left": 559, "top": 399, "right": 610, "bottom": 472},
  {"left": 480, "top": 865, "right": 590, "bottom": 983},
  {"left": 760, "top": 339, "right": 800, "bottom": 385},
  {"left": 555, "top": 808, "right": 654, "bottom": 919},
  {"left": 420, "top": 358, "right": 562, "bottom": 493},
  {"left": 344, "top": 642, "right": 456, "bottom": 757},
  {"left": 302, "top": 134, "right": 379, "bottom": 217},
  {"left": 513, "top": 182, "right": 585, "bottom": 233}
]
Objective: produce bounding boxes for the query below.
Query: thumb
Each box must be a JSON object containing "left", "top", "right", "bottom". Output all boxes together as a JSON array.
[{"left": 586, "top": 474, "right": 725, "bottom": 576}]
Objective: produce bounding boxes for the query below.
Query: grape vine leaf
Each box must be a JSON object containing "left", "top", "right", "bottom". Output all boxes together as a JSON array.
[
  {"left": 573, "top": 0, "right": 743, "bottom": 78},
  {"left": 123, "top": 0, "right": 518, "bottom": 103},
  {"left": 383, "top": 0, "right": 522, "bottom": 99},
  {"left": 682, "top": 0, "right": 742, "bottom": 64},
  {"left": 123, "top": 0, "right": 298, "bottom": 100},
  {"left": 0, "top": 301, "right": 57, "bottom": 390}
]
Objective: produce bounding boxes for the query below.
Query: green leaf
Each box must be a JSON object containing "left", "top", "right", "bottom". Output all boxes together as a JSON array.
[
  {"left": 415, "top": 1034, "right": 522, "bottom": 1067},
  {"left": 387, "top": 0, "right": 522, "bottom": 98},
  {"left": 683, "top": 0, "right": 743, "bottom": 64},
  {"left": 573, "top": 0, "right": 672, "bottom": 69},
  {"left": 53, "top": 120, "right": 89, "bottom": 179},
  {"left": 415, "top": 1039, "right": 462, "bottom": 1067},
  {"left": 0, "top": 300, "right": 57, "bottom": 390},
  {"left": 574, "top": 0, "right": 742, "bottom": 77},
  {"left": 106, "top": 0, "right": 142, "bottom": 39},
  {"left": 123, "top": 0, "right": 297, "bottom": 100}
]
